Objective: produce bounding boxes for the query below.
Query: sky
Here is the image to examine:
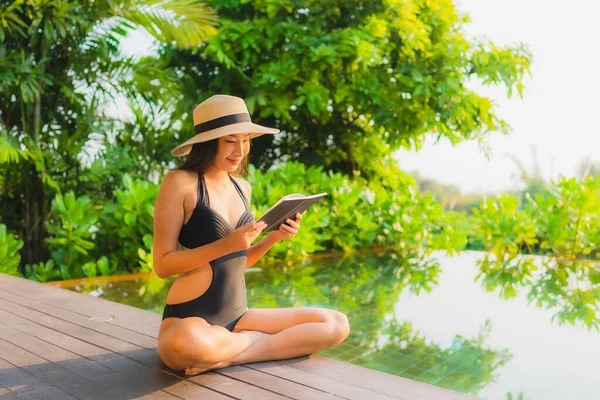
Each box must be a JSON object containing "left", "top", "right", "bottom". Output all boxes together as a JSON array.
[
  {"left": 121, "top": 0, "right": 600, "bottom": 194},
  {"left": 395, "top": 0, "right": 600, "bottom": 193}
]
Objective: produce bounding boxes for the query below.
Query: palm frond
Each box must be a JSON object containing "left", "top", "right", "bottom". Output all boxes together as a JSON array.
[
  {"left": 0, "top": 0, "right": 28, "bottom": 42},
  {"left": 117, "top": 0, "right": 219, "bottom": 49},
  {"left": 26, "top": 1, "right": 87, "bottom": 46},
  {"left": 81, "top": 17, "right": 135, "bottom": 56},
  {"left": 11, "top": 50, "right": 54, "bottom": 103},
  {"left": 0, "top": 132, "right": 29, "bottom": 165}
]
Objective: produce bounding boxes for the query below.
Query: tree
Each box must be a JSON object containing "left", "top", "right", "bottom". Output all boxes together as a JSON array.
[
  {"left": 157, "top": 0, "right": 531, "bottom": 177},
  {"left": 0, "top": 0, "right": 218, "bottom": 267}
]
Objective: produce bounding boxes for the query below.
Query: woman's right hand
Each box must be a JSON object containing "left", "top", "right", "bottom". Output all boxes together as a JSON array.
[{"left": 224, "top": 221, "right": 267, "bottom": 252}]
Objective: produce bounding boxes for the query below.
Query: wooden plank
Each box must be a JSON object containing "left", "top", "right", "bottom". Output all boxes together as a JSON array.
[
  {"left": 152, "top": 379, "right": 236, "bottom": 400},
  {"left": 0, "top": 275, "right": 160, "bottom": 338},
  {"left": 0, "top": 329, "right": 181, "bottom": 400},
  {"left": 0, "top": 287, "right": 156, "bottom": 349},
  {"left": 186, "top": 371, "right": 289, "bottom": 400},
  {"left": 0, "top": 297, "right": 290, "bottom": 399},
  {"left": 277, "top": 356, "right": 478, "bottom": 400},
  {"left": 245, "top": 360, "right": 398, "bottom": 400},
  {"left": 0, "top": 387, "right": 22, "bottom": 400},
  {"left": 0, "top": 293, "right": 343, "bottom": 400},
  {"left": 0, "top": 296, "right": 149, "bottom": 355},
  {"left": 0, "top": 273, "right": 478, "bottom": 400},
  {"left": 0, "top": 308, "right": 232, "bottom": 400},
  {"left": 216, "top": 365, "right": 340, "bottom": 400},
  {"left": 0, "top": 283, "right": 395, "bottom": 400},
  {"left": 0, "top": 291, "right": 347, "bottom": 399},
  {"left": 0, "top": 337, "right": 121, "bottom": 400},
  {"left": 0, "top": 356, "right": 76, "bottom": 400},
  {"left": 0, "top": 274, "right": 160, "bottom": 335}
]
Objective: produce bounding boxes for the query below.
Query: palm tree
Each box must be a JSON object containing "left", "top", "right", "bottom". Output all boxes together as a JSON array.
[{"left": 0, "top": 0, "right": 218, "bottom": 266}]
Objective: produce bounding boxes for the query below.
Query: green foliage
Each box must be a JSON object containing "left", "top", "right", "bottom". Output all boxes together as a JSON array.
[
  {"left": 45, "top": 191, "right": 98, "bottom": 280},
  {"left": 0, "top": 223, "right": 23, "bottom": 276},
  {"left": 100, "top": 174, "right": 158, "bottom": 269},
  {"left": 472, "top": 195, "right": 539, "bottom": 299},
  {"left": 137, "top": 234, "right": 155, "bottom": 273},
  {"left": 15, "top": 158, "right": 460, "bottom": 281},
  {"left": 0, "top": 132, "right": 30, "bottom": 165},
  {"left": 127, "top": 160, "right": 463, "bottom": 276},
  {"left": 160, "top": 0, "right": 531, "bottom": 175},
  {"left": 526, "top": 177, "right": 600, "bottom": 328},
  {"left": 24, "top": 259, "right": 60, "bottom": 282},
  {"left": 506, "top": 392, "right": 527, "bottom": 400},
  {"left": 1, "top": 0, "right": 527, "bottom": 289},
  {"left": 116, "top": 0, "right": 218, "bottom": 49},
  {"left": 81, "top": 260, "right": 97, "bottom": 278},
  {"left": 249, "top": 162, "right": 331, "bottom": 260},
  {"left": 138, "top": 273, "right": 168, "bottom": 309},
  {"left": 472, "top": 176, "right": 600, "bottom": 329},
  {"left": 0, "top": 0, "right": 217, "bottom": 269},
  {"left": 82, "top": 256, "right": 116, "bottom": 278},
  {"left": 248, "top": 161, "right": 466, "bottom": 263},
  {"left": 369, "top": 172, "right": 467, "bottom": 257}
]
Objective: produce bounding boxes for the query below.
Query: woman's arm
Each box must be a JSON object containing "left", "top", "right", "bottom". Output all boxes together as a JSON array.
[
  {"left": 246, "top": 234, "right": 279, "bottom": 268},
  {"left": 153, "top": 171, "right": 231, "bottom": 278},
  {"left": 156, "top": 239, "right": 231, "bottom": 278}
]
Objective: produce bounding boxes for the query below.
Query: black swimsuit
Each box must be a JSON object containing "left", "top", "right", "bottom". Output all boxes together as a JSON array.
[{"left": 162, "top": 173, "right": 255, "bottom": 331}]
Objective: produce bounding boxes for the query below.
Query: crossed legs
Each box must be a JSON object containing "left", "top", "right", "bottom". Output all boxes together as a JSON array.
[{"left": 158, "top": 307, "right": 350, "bottom": 375}]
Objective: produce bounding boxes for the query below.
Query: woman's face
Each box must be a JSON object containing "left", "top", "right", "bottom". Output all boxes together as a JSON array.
[{"left": 215, "top": 133, "right": 250, "bottom": 171}]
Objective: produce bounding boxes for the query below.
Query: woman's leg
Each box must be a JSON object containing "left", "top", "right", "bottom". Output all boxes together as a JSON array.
[
  {"left": 225, "top": 307, "right": 350, "bottom": 366},
  {"left": 158, "top": 317, "right": 258, "bottom": 374},
  {"left": 159, "top": 308, "right": 350, "bottom": 375}
]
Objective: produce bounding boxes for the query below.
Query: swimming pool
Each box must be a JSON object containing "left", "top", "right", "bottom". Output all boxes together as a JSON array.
[{"left": 62, "top": 251, "right": 599, "bottom": 399}]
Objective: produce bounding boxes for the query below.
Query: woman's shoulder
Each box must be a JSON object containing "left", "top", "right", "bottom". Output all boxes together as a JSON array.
[{"left": 161, "top": 169, "right": 196, "bottom": 191}]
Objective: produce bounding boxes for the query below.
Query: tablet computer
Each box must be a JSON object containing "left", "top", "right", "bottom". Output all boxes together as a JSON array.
[{"left": 257, "top": 192, "right": 327, "bottom": 232}]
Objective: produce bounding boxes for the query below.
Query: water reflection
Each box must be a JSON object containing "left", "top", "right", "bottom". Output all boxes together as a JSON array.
[
  {"left": 246, "top": 252, "right": 511, "bottom": 395},
  {"left": 476, "top": 254, "right": 600, "bottom": 331}
]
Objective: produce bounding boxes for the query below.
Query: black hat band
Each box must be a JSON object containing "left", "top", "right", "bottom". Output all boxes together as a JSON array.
[{"left": 194, "top": 113, "right": 251, "bottom": 135}]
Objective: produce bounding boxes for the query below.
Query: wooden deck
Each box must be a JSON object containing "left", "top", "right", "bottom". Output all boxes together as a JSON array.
[{"left": 0, "top": 273, "right": 477, "bottom": 400}]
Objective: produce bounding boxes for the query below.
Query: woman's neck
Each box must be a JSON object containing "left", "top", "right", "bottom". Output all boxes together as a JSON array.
[{"left": 203, "top": 166, "right": 230, "bottom": 188}]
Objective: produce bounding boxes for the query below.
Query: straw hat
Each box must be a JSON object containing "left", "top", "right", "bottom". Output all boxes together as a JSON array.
[{"left": 171, "top": 94, "right": 280, "bottom": 157}]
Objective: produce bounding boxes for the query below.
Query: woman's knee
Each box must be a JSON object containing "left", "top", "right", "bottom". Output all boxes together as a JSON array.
[
  {"left": 323, "top": 310, "right": 350, "bottom": 345},
  {"left": 160, "top": 321, "right": 220, "bottom": 367}
]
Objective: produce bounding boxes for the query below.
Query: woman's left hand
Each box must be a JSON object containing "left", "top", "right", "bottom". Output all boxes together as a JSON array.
[{"left": 269, "top": 212, "right": 302, "bottom": 242}]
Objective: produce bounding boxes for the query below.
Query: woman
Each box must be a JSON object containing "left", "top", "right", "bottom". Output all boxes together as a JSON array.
[{"left": 154, "top": 95, "right": 350, "bottom": 375}]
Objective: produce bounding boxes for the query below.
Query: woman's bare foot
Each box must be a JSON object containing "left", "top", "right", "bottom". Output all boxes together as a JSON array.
[
  {"left": 184, "top": 360, "right": 230, "bottom": 376},
  {"left": 184, "top": 366, "right": 206, "bottom": 376}
]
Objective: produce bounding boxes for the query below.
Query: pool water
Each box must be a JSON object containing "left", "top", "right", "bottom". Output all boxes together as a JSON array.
[{"left": 64, "top": 251, "right": 599, "bottom": 399}]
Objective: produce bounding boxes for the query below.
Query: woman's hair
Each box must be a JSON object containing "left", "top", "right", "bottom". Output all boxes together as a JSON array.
[{"left": 176, "top": 139, "right": 249, "bottom": 177}]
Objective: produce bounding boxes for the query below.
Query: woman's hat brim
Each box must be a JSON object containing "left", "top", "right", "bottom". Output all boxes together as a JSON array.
[{"left": 171, "top": 122, "right": 280, "bottom": 157}]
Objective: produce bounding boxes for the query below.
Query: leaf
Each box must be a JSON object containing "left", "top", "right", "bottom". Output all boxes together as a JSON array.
[{"left": 115, "top": 0, "right": 219, "bottom": 49}]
